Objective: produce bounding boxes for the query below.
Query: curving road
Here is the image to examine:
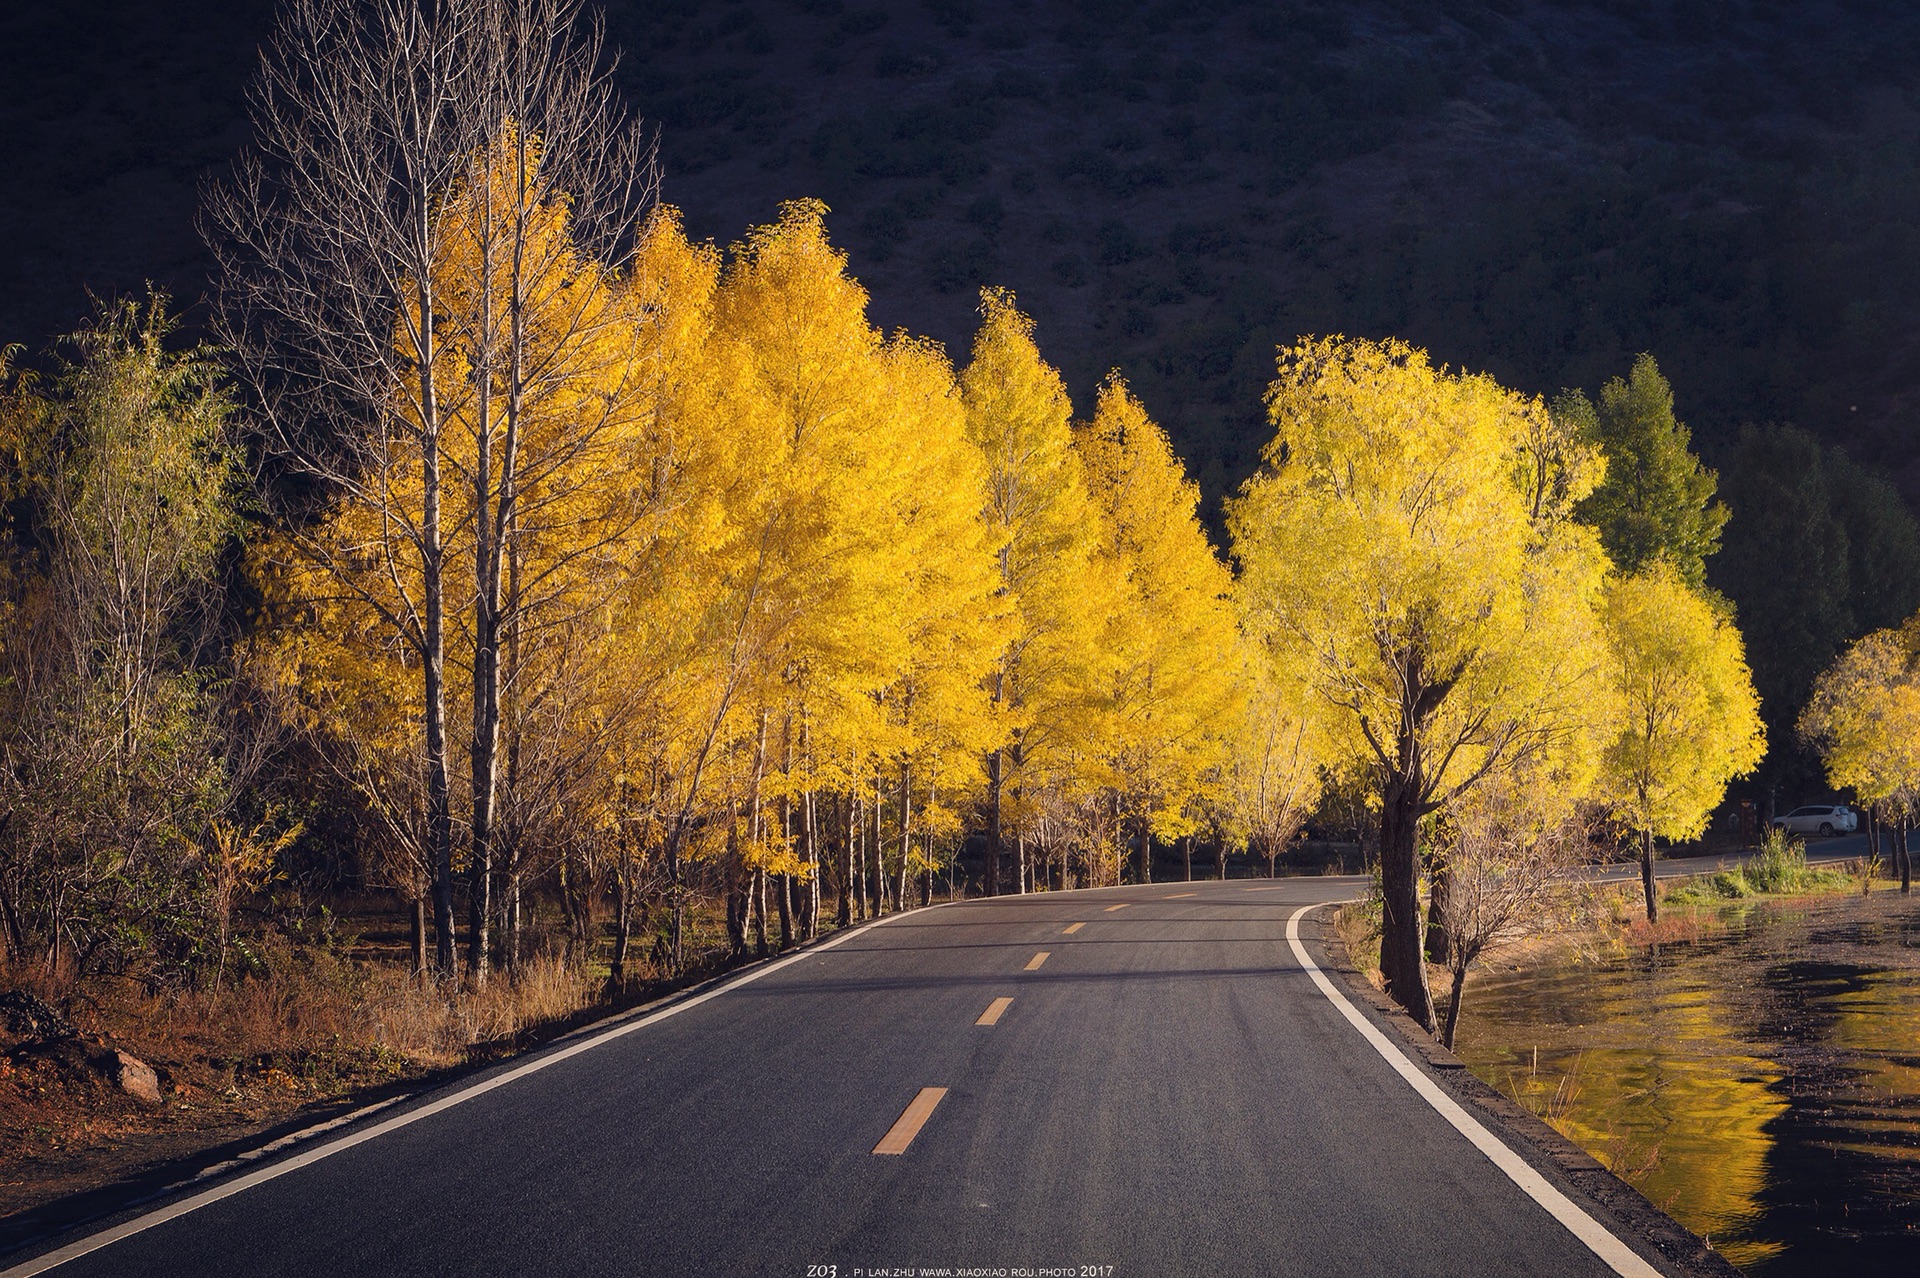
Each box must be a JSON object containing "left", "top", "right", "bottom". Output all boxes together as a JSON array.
[{"left": 4, "top": 879, "right": 1694, "bottom": 1277}]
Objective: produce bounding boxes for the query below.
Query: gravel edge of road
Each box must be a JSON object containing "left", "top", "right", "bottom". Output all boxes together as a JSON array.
[{"left": 1306, "top": 907, "right": 1746, "bottom": 1278}]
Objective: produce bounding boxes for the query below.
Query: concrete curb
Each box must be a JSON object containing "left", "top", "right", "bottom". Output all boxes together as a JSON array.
[{"left": 1303, "top": 907, "right": 1745, "bottom": 1278}]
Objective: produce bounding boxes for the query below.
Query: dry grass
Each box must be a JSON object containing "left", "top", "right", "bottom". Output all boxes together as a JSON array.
[
  {"left": 0, "top": 939, "right": 605, "bottom": 1220},
  {"left": 1332, "top": 898, "right": 1384, "bottom": 990}
]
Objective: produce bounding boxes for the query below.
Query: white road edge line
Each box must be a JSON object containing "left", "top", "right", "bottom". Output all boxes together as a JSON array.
[
  {"left": 0, "top": 907, "right": 931, "bottom": 1278},
  {"left": 1285, "top": 904, "right": 1663, "bottom": 1278}
]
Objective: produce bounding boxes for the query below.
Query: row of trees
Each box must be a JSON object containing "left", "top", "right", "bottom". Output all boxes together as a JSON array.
[
  {"left": 2, "top": 4, "right": 1273, "bottom": 995},
  {"left": 0, "top": 205, "right": 1263, "bottom": 991},
  {"left": 0, "top": 0, "right": 1820, "bottom": 1045}
]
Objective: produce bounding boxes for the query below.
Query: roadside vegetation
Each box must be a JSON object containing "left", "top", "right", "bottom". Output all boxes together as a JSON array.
[
  {"left": 3, "top": 0, "right": 1919, "bottom": 1219},
  {"left": 1659, "top": 832, "right": 1854, "bottom": 907},
  {"left": 1338, "top": 831, "right": 1880, "bottom": 1053}
]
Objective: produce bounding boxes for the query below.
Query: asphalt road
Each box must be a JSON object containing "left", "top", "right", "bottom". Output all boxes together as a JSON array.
[
  {"left": 6, "top": 879, "right": 1693, "bottom": 1278},
  {"left": 1588, "top": 831, "right": 1898, "bottom": 886}
]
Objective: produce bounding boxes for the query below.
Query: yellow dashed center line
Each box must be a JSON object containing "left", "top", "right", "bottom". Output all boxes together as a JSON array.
[
  {"left": 1062, "top": 922, "right": 1085, "bottom": 934},
  {"left": 1024, "top": 951, "right": 1050, "bottom": 971},
  {"left": 1104, "top": 903, "right": 1130, "bottom": 912},
  {"left": 976, "top": 997, "right": 1014, "bottom": 1026},
  {"left": 873, "top": 1087, "right": 948, "bottom": 1155},
  {"left": 1167, "top": 892, "right": 1197, "bottom": 899}
]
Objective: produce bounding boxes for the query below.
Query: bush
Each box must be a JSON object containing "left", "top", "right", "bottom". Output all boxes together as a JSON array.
[{"left": 1742, "top": 828, "right": 1810, "bottom": 893}]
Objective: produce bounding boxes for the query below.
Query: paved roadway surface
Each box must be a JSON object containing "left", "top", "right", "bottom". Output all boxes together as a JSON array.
[
  {"left": 3, "top": 877, "right": 1702, "bottom": 1278},
  {"left": 1589, "top": 831, "right": 1898, "bottom": 886}
]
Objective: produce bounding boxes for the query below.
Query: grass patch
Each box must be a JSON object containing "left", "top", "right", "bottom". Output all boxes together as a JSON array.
[
  {"left": 1333, "top": 890, "right": 1382, "bottom": 987},
  {"left": 1661, "top": 830, "right": 1854, "bottom": 907}
]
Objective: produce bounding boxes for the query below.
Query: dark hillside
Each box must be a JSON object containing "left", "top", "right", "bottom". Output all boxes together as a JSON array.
[{"left": 6, "top": 0, "right": 1920, "bottom": 515}]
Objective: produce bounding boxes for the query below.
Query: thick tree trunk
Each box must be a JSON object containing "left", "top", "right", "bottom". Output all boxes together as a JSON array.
[
  {"left": 1134, "top": 817, "right": 1151, "bottom": 885},
  {"left": 1216, "top": 836, "right": 1227, "bottom": 881},
  {"left": 1377, "top": 778, "right": 1436, "bottom": 1032},
  {"left": 1641, "top": 826, "right": 1659, "bottom": 923},
  {"left": 1183, "top": 835, "right": 1192, "bottom": 882}
]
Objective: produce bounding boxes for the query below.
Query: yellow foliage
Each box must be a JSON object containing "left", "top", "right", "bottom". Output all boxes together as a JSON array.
[
  {"left": 1800, "top": 617, "right": 1920, "bottom": 811},
  {"left": 1076, "top": 374, "right": 1240, "bottom": 842},
  {"left": 1230, "top": 336, "right": 1613, "bottom": 808},
  {"left": 1600, "top": 564, "right": 1765, "bottom": 841}
]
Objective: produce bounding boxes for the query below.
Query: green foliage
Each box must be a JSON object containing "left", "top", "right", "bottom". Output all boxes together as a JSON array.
[
  {"left": 1741, "top": 829, "right": 1816, "bottom": 894},
  {"left": 0, "top": 296, "right": 248, "bottom": 983},
  {"left": 1662, "top": 829, "right": 1852, "bottom": 904},
  {"left": 1568, "top": 355, "right": 1728, "bottom": 589},
  {"left": 1710, "top": 424, "right": 1920, "bottom": 786}
]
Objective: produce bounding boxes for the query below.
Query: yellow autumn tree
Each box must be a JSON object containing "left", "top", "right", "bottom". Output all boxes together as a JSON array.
[
  {"left": 1230, "top": 336, "right": 1613, "bottom": 1030},
  {"left": 1222, "top": 633, "right": 1325, "bottom": 878},
  {"left": 256, "top": 127, "right": 648, "bottom": 979},
  {"left": 1077, "top": 375, "right": 1240, "bottom": 883},
  {"left": 959, "top": 289, "right": 1109, "bottom": 893},
  {"left": 865, "top": 335, "right": 1009, "bottom": 910},
  {"left": 1599, "top": 564, "right": 1766, "bottom": 920},
  {"left": 1800, "top": 617, "right": 1920, "bottom": 893}
]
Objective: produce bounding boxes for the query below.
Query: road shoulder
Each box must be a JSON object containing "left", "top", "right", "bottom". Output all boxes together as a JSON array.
[{"left": 1299, "top": 906, "right": 1743, "bottom": 1278}]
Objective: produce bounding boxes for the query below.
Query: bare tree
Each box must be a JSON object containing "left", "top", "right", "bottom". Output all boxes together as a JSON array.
[
  {"left": 445, "top": 0, "right": 656, "bottom": 985},
  {"left": 203, "top": 0, "right": 653, "bottom": 981},
  {"left": 1434, "top": 785, "right": 1587, "bottom": 1050}
]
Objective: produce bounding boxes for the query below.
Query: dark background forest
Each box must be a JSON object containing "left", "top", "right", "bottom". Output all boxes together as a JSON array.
[{"left": 5, "top": 0, "right": 1920, "bottom": 794}]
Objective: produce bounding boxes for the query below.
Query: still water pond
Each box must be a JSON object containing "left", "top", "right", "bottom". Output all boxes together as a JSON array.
[{"left": 1452, "top": 894, "right": 1920, "bottom": 1275}]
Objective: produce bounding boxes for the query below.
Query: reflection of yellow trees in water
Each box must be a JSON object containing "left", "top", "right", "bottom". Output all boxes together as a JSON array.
[{"left": 1462, "top": 978, "right": 1787, "bottom": 1268}]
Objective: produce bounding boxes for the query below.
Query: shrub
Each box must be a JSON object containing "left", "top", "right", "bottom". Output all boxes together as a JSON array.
[{"left": 1742, "top": 828, "right": 1810, "bottom": 893}]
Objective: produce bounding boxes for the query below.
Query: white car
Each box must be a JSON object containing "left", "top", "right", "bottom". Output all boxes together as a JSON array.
[{"left": 1771, "top": 804, "right": 1858, "bottom": 837}]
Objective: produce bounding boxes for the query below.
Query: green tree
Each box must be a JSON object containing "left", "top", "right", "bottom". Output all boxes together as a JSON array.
[
  {"left": 1711, "top": 424, "right": 1920, "bottom": 800},
  {"left": 1567, "top": 354, "right": 1727, "bottom": 589},
  {"left": 0, "top": 299, "right": 244, "bottom": 977}
]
